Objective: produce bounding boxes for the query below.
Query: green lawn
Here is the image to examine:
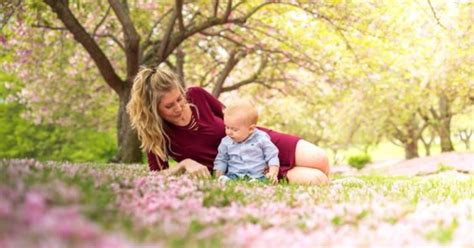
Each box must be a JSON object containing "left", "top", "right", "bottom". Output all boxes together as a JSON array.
[
  {"left": 1, "top": 159, "right": 473, "bottom": 247},
  {"left": 331, "top": 139, "right": 473, "bottom": 165}
]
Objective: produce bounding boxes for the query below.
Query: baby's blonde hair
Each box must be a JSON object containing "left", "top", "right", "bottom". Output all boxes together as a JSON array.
[
  {"left": 126, "top": 67, "right": 185, "bottom": 162},
  {"left": 224, "top": 99, "right": 258, "bottom": 125}
]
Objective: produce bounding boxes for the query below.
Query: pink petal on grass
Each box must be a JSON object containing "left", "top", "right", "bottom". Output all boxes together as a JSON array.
[{"left": 23, "top": 191, "right": 46, "bottom": 224}]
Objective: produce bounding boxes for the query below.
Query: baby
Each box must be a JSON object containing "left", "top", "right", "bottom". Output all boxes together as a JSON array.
[{"left": 214, "top": 99, "right": 279, "bottom": 184}]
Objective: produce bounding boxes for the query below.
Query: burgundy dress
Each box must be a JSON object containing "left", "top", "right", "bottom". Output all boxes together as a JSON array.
[{"left": 147, "top": 87, "right": 301, "bottom": 178}]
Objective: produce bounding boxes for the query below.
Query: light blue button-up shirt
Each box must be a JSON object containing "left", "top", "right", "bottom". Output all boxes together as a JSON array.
[{"left": 214, "top": 129, "right": 280, "bottom": 178}]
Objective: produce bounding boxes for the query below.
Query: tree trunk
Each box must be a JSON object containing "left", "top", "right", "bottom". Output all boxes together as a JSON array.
[
  {"left": 458, "top": 129, "right": 472, "bottom": 150},
  {"left": 113, "top": 88, "right": 142, "bottom": 163},
  {"left": 438, "top": 94, "right": 454, "bottom": 152},
  {"left": 423, "top": 143, "right": 431, "bottom": 156},
  {"left": 419, "top": 131, "right": 434, "bottom": 156},
  {"left": 404, "top": 138, "right": 419, "bottom": 159},
  {"left": 439, "top": 120, "right": 454, "bottom": 152},
  {"left": 404, "top": 119, "right": 419, "bottom": 159}
]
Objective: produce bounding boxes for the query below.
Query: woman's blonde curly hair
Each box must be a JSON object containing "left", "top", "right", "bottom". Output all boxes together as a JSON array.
[{"left": 126, "top": 67, "right": 185, "bottom": 161}]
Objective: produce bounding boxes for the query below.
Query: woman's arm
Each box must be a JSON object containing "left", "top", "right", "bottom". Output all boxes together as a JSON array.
[
  {"left": 160, "top": 163, "right": 186, "bottom": 177},
  {"left": 179, "top": 158, "right": 212, "bottom": 179},
  {"left": 147, "top": 152, "right": 185, "bottom": 176},
  {"left": 147, "top": 152, "right": 170, "bottom": 170},
  {"left": 148, "top": 151, "right": 211, "bottom": 178},
  {"left": 191, "top": 87, "right": 224, "bottom": 118},
  {"left": 147, "top": 152, "right": 186, "bottom": 176}
]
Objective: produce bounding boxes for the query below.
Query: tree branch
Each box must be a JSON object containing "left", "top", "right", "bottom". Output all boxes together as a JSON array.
[
  {"left": 231, "top": 0, "right": 245, "bottom": 11},
  {"left": 164, "top": 60, "right": 176, "bottom": 71},
  {"left": 389, "top": 138, "right": 404, "bottom": 147},
  {"left": 196, "top": 43, "right": 221, "bottom": 64},
  {"left": 224, "top": 0, "right": 232, "bottom": 20},
  {"left": 108, "top": 0, "right": 140, "bottom": 83},
  {"left": 213, "top": 0, "right": 219, "bottom": 17},
  {"left": 141, "top": 8, "right": 173, "bottom": 54},
  {"left": 221, "top": 54, "right": 268, "bottom": 93},
  {"left": 43, "top": 0, "right": 124, "bottom": 95},
  {"left": 240, "top": 23, "right": 324, "bottom": 73},
  {"left": 420, "top": 127, "right": 435, "bottom": 146},
  {"left": 157, "top": 11, "right": 177, "bottom": 62},
  {"left": 255, "top": 79, "right": 287, "bottom": 95},
  {"left": 290, "top": 4, "right": 363, "bottom": 65},
  {"left": 175, "top": 46, "right": 185, "bottom": 86},
  {"left": 142, "top": 2, "right": 274, "bottom": 66},
  {"left": 227, "top": 2, "right": 271, "bottom": 24},
  {"left": 429, "top": 107, "right": 440, "bottom": 120},
  {"left": 92, "top": 6, "right": 112, "bottom": 36},
  {"left": 94, "top": 33, "right": 125, "bottom": 51},
  {"left": 199, "top": 29, "right": 244, "bottom": 46},
  {"left": 212, "top": 49, "right": 244, "bottom": 96},
  {"left": 427, "top": 0, "right": 448, "bottom": 30},
  {"left": 199, "top": 66, "right": 217, "bottom": 87},
  {"left": 163, "top": 2, "right": 271, "bottom": 62},
  {"left": 175, "top": 0, "right": 185, "bottom": 34},
  {"left": 415, "top": 121, "right": 430, "bottom": 140},
  {"left": 32, "top": 24, "right": 68, "bottom": 31},
  {"left": 388, "top": 119, "right": 407, "bottom": 143}
]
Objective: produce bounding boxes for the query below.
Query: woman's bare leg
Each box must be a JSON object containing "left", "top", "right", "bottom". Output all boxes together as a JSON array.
[{"left": 287, "top": 140, "right": 330, "bottom": 186}]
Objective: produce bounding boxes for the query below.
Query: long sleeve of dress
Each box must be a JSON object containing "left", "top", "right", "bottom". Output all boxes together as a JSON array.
[
  {"left": 194, "top": 87, "right": 224, "bottom": 118},
  {"left": 147, "top": 151, "right": 169, "bottom": 171}
]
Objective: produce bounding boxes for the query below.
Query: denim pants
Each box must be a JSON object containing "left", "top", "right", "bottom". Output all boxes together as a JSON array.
[{"left": 225, "top": 172, "right": 267, "bottom": 182}]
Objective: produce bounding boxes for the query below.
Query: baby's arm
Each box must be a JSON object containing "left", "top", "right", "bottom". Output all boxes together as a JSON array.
[
  {"left": 213, "top": 140, "right": 229, "bottom": 178},
  {"left": 260, "top": 135, "right": 280, "bottom": 184},
  {"left": 266, "top": 166, "right": 279, "bottom": 184}
]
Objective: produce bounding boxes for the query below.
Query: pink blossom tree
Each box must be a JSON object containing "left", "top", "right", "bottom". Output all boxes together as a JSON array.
[{"left": 4, "top": 1, "right": 332, "bottom": 163}]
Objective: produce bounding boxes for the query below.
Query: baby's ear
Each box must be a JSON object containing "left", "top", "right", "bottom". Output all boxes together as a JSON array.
[{"left": 249, "top": 124, "right": 256, "bottom": 132}]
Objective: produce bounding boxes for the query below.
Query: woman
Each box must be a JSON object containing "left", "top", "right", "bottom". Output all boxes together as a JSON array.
[{"left": 127, "top": 67, "right": 329, "bottom": 185}]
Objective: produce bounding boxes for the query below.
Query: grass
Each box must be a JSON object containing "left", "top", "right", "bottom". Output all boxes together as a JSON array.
[
  {"left": 426, "top": 219, "right": 459, "bottom": 244},
  {"left": 20, "top": 164, "right": 132, "bottom": 230},
  {"left": 1, "top": 159, "right": 473, "bottom": 247},
  {"left": 331, "top": 139, "right": 473, "bottom": 165}
]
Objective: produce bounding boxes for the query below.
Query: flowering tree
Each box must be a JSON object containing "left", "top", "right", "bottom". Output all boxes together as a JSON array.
[
  {"left": 3, "top": 0, "right": 471, "bottom": 163},
  {"left": 5, "top": 0, "right": 332, "bottom": 163}
]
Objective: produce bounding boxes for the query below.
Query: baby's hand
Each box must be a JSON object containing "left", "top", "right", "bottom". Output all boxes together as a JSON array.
[
  {"left": 218, "top": 175, "right": 230, "bottom": 184},
  {"left": 265, "top": 166, "right": 279, "bottom": 185}
]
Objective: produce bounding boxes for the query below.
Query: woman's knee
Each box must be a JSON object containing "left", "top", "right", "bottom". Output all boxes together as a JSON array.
[
  {"left": 287, "top": 167, "right": 330, "bottom": 186},
  {"left": 295, "top": 140, "right": 330, "bottom": 175}
]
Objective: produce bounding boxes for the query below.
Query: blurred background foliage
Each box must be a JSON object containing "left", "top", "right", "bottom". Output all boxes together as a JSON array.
[
  {"left": 0, "top": 0, "right": 472, "bottom": 164},
  {"left": 0, "top": 71, "right": 116, "bottom": 162}
]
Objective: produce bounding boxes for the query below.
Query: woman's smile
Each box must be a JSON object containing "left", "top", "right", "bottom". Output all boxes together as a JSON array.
[{"left": 173, "top": 111, "right": 184, "bottom": 119}]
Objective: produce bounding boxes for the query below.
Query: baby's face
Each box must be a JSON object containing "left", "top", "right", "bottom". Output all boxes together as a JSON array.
[{"left": 223, "top": 114, "right": 253, "bottom": 143}]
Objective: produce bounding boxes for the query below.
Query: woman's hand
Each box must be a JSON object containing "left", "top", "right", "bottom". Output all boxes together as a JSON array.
[
  {"left": 161, "top": 164, "right": 185, "bottom": 177},
  {"left": 179, "top": 159, "right": 212, "bottom": 179},
  {"left": 265, "top": 166, "right": 279, "bottom": 185}
]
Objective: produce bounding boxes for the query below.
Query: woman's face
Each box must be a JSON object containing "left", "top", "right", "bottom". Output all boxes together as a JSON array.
[{"left": 157, "top": 88, "right": 187, "bottom": 124}]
